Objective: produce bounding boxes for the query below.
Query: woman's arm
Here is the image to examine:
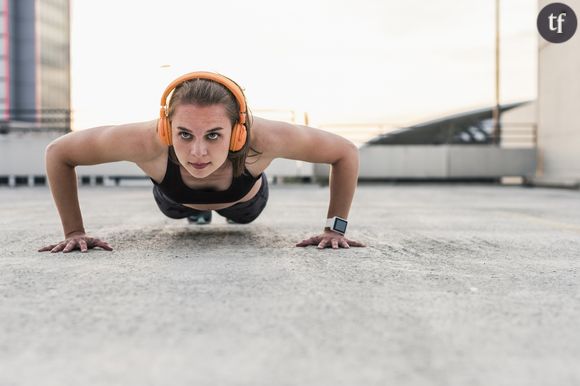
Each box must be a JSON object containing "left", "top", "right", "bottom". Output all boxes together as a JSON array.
[
  {"left": 45, "top": 142, "right": 87, "bottom": 238},
  {"left": 40, "top": 120, "right": 163, "bottom": 252},
  {"left": 254, "top": 117, "right": 365, "bottom": 249}
]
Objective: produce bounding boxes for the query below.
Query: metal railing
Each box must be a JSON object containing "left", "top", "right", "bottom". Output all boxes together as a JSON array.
[
  {"left": 0, "top": 108, "right": 71, "bottom": 133},
  {"left": 496, "top": 122, "right": 537, "bottom": 148}
]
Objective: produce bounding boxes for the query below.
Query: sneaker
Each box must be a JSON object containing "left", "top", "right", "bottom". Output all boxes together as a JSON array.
[{"left": 187, "top": 211, "right": 212, "bottom": 225}]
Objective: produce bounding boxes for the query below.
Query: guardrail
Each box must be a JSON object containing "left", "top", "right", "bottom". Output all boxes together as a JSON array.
[
  {"left": 497, "top": 122, "right": 537, "bottom": 148},
  {"left": 0, "top": 109, "right": 72, "bottom": 133},
  {"left": 0, "top": 118, "right": 538, "bottom": 187}
]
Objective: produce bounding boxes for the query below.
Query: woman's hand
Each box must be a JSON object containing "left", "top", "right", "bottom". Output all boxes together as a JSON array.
[
  {"left": 295, "top": 230, "right": 366, "bottom": 249},
  {"left": 38, "top": 232, "right": 113, "bottom": 253}
]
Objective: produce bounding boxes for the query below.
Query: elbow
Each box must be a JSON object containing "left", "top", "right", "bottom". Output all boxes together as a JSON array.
[
  {"left": 348, "top": 143, "right": 360, "bottom": 171},
  {"left": 334, "top": 141, "right": 359, "bottom": 166},
  {"left": 343, "top": 139, "right": 359, "bottom": 156},
  {"left": 45, "top": 139, "right": 73, "bottom": 168},
  {"left": 45, "top": 140, "right": 62, "bottom": 163},
  {"left": 347, "top": 141, "right": 359, "bottom": 158},
  {"left": 45, "top": 139, "right": 58, "bottom": 156}
]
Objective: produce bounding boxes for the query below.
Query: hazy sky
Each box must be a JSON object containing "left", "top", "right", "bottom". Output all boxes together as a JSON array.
[{"left": 70, "top": 0, "right": 538, "bottom": 130}]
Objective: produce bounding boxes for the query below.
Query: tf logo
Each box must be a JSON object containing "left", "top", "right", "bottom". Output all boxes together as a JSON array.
[{"left": 537, "top": 3, "right": 577, "bottom": 43}]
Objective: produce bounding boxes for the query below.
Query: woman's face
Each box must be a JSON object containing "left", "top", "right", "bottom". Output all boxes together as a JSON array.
[{"left": 170, "top": 103, "right": 232, "bottom": 178}]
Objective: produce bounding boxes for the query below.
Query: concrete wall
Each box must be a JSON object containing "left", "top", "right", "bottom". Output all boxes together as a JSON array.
[
  {"left": 357, "top": 146, "right": 447, "bottom": 178},
  {"left": 0, "top": 131, "right": 60, "bottom": 175},
  {"left": 535, "top": 0, "right": 580, "bottom": 187},
  {"left": 1, "top": 132, "right": 536, "bottom": 186},
  {"left": 356, "top": 146, "right": 536, "bottom": 180}
]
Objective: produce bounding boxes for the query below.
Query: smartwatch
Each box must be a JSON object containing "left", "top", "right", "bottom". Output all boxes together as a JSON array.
[{"left": 325, "top": 216, "right": 348, "bottom": 235}]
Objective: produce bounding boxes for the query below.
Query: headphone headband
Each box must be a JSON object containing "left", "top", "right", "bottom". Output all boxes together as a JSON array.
[
  {"left": 160, "top": 71, "right": 247, "bottom": 125},
  {"left": 157, "top": 71, "right": 248, "bottom": 150}
]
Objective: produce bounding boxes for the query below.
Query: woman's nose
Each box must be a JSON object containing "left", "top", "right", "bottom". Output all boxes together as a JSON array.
[{"left": 190, "top": 140, "right": 207, "bottom": 157}]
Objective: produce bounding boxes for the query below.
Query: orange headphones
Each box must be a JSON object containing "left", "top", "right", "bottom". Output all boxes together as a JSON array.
[{"left": 157, "top": 71, "right": 248, "bottom": 151}]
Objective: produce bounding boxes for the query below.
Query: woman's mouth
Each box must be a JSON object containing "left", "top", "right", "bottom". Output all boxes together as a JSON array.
[{"left": 189, "top": 162, "right": 210, "bottom": 169}]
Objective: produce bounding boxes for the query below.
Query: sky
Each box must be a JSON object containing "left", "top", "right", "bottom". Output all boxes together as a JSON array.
[{"left": 70, "top": 0, "right": 538, "bottom": 132}]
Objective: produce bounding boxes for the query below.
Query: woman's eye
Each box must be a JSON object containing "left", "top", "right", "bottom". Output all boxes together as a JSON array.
[
  {"left": 207, "top": 133, "right": 220, "bottom": 140},
  {"left": 179, "top": 132, "right": 191, "bottom": 139}
]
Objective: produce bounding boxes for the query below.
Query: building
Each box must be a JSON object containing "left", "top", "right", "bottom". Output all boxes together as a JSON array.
[
  {"left": 0, "top": 0, "right": 70, "bottom": 132},
  {"left": 355, "top": 102, "right": 537, "bottom": 182},
  {"left": 535, "top": 0, "right": 580, "bottom": 187},
  {"left": 359, "top": 0, "right": 580, "bottom": 188},
  {"left": 364, "top": 102, "right": 531, "bottom": 147}
]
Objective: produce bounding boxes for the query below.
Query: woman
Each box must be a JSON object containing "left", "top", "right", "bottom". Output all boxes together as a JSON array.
[{"left": 38, "top": 72, "right": 365, "bottom": 253}]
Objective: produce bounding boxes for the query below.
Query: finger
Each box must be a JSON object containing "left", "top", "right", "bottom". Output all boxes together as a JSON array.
[
  {"left": 295, "top": 238, "right": 308, "bottom": 246},
  {"left": 79, "top": 239, "right": 88, "bottom": 253},
  {"left": 94, "top": 240, "right": 113, "bottom": 251},
  {"left": 339, "top": 239, "right": 350, "bottom": 249},
  {"left": 38, "top": 244, "right": 57, "bottom": 252},
  {"left": 331, "top": 239, "right": 339, "bottom": 249},
  {"left": 295, "top": 236, "right": 319, "bottom": 247},
  {"left": 50, "top": 243, "right": 66, "bottom": 253},
  {"left": 346, "top": 239, "right": 366, "bottom": 247},
  {"left": 62, "top": 240, "right": 77, "bottom": 253},
  {"left": 99, "top": 244, "right": 113, "bottom": 251},
  {"left": 317, "top": 239, "right": 330, "bottom": 249}
]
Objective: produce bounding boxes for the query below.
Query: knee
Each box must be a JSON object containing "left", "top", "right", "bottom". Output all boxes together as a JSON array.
[
  {"left": 228, "top": 216, "right": 258, "bottom": 224},
  {"left": 159, "top": 206, "right": 189, "bottom": 219}
]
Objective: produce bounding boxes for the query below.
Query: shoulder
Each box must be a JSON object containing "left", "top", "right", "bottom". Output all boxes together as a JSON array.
[
  {"left": 136, "top": 119, "right": 167, "bottom": 159},
  {"left": 102, "top": 119, "right": 166, "bottom": 164},
  {"left": 250, "top": 116, "right": 357, "bottom": 164},
  {"left": 249, "top": 116, "right": 293, "bottom": 159},
  {"left": 249, "top": 116, "right": 269, "bottom": 150},
  {"left": 48, "top": 119, "right": 166, "bottom": 166},
  {"left": 127, "top": 119, "right": 168, "bottom": 177}
]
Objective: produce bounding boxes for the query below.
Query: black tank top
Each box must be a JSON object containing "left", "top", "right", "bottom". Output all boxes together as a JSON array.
[{"left": 151, "top": 155, "right": 262, "bottom": 204}]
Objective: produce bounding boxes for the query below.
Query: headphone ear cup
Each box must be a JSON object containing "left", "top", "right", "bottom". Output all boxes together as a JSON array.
[
  {"left": 229, "top": 123, "right": 247, "bottom": 152},
  {"left": 157, "top": 110, "right": 172, "bottom": 146}
]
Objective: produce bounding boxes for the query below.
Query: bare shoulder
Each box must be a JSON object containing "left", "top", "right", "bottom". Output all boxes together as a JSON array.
[
  {"left": 247, "top": 116, "right": 276, "bottom": 160},
  {"left": 48, "top": 119, "right": 166, "bottom": 167},
  {"left": 250, "top": 116, "right": 357, "bottom": 164},
  {"left": 250, "top": 116, "right": 293, "bottom": 160},
  {"left": 108, "top": 119, "right": 166, "bottom": 163},
  {"left": 128, "top": 119, "right": 168, "bottom": 177}
]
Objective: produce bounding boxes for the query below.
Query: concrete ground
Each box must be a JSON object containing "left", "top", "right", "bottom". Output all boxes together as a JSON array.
[{"left": 0, "top": 182, "right": 579, "bottom": 386}]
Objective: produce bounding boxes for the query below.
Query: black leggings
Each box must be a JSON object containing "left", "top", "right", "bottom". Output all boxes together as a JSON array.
[{"left": 152, "top": 174, "right": 269, "bottom": 224}]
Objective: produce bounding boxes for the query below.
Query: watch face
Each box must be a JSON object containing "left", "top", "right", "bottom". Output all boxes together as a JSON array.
[{"left": 334, "top": 218, "right": 348, "bottom": 233}]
